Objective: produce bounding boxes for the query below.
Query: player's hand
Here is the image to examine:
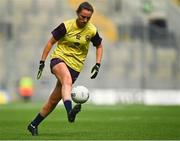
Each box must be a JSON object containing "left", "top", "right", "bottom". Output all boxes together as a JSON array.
[
  {"left": 91, "top": 63, "right": 100, "bottom": 79},
  {"left": 37, "top": 60, "right": 45, "bottom": 79}
]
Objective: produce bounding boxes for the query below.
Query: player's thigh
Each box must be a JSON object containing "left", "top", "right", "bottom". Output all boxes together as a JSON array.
[{"left": 52, "top": 62, "right": 72, "bottom": 85}]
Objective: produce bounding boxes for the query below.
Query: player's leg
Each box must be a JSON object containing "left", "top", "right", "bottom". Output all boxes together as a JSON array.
[
  {"left": 27, "top": 81, "right": 62, "bottom": 136},
  {"left": 50, "top": 58, "right": 73, "bottom": 115},
  {"left": 52, "top": 62, "right": 73, "bottom": 113},
  {"left": 40, "top": 81, "right": 62, "bottom": 117},
  {"left": 52, "top": 61, "right": 81, "bottom": 122}
]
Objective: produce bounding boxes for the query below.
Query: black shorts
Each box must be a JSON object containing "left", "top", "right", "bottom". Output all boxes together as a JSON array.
[{"left": 50, "top": 58, "right": 79, "bottom": 84}]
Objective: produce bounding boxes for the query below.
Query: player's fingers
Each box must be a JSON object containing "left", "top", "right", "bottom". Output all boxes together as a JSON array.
[
  {"left": 91, "top": 70, "right": 98, "bottom": 79},
  {"left": 91, "top": 67, "right": 95, "bottom": 73},
  {"left": 37, "top": 70, "right": 42, "bottom": 79}
]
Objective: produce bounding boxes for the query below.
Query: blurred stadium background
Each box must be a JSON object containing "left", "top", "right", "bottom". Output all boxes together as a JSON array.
[{"left": 0, "top": 0, "right": 180, "bottom": 105}]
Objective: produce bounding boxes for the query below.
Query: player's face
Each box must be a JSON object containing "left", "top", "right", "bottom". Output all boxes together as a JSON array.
[{"left": 77, "top": 9, "right": 92, "bottom": 28}]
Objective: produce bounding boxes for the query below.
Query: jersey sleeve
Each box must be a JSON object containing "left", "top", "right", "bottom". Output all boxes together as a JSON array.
[
  {"left": 51, "top": 23, "right": 66, "bottom": 41},
  {"left": 91, "top": 31, "right": 102, "bottom": 47}
]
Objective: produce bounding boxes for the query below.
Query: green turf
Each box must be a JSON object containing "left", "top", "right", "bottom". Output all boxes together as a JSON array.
[{"left": 0, "top": 102, "right": 180, "bottom": 140}]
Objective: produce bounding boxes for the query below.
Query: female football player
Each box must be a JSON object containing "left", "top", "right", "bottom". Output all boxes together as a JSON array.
[{"left": 27, "top": 1, "right": 103, "bottom": 136}]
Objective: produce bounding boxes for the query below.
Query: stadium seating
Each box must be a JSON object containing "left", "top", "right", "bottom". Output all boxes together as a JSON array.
[{"left": 0, "top": 0, "right": 180, "bottom": 101}]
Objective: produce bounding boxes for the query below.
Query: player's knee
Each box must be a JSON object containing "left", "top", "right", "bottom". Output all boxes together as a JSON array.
[{"left": 62, "top": 76, "right": 72, "bottom": 86}]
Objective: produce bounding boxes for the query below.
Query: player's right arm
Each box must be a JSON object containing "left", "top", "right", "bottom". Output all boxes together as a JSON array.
[
  {"left": 40, "top": 37, "right": 57, "bottom": 61},
  {"left": 37, "top": 37, "right": 57, "bottom": 79},
  {"left": 41, "top": 22, "right": 67, "bottom": 61},
  {"left": 37, "top": 23, "right": 66, "bottom": 79}
]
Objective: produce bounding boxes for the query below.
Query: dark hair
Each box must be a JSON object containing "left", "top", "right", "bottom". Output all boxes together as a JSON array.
[{"left": 76, "top": 2, "right": 94, "bottom": 14}]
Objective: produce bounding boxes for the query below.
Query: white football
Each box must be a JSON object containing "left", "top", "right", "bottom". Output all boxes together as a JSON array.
[{"left": 71, "top": 85, "right": 89, "bottom": 104}]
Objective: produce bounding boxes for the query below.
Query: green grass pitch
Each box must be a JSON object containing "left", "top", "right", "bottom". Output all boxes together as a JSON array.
[{"left": 0, "top": 102, "right": 180, "bottom": 140}]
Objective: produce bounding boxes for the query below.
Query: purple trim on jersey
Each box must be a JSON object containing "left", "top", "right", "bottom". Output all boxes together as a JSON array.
[
  {"left": 51, "top": 23, "right": 66, "bottom": 41},
  {"left": 91, "top": 31, "right": 102, "bottom": 46}
]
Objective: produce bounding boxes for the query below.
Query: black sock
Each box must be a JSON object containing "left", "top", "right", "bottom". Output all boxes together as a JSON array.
[
  {"left": 64, "top": 100, "right": 72, "bottom": 113},
  {"left": 31, "top": 113, "right": 45, "bottom": 127}
]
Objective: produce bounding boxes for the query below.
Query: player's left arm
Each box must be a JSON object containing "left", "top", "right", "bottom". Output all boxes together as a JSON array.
[
  {"left": 90, "top": 31, "right": 103, "bottom": 79},
  {"left": 95, "top": 43, "right": 103, "bottom": 65}
]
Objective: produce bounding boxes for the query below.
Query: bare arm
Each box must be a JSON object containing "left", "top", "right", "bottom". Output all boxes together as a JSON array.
[
  {"left": 36, "top": 36, "right": 57, "bottom": 79},
  {"left": 96, "top": 43, "right": 103, "bottom": 64},
  {"left": 90, "top": 43, "right": 103, "bottom": 79},
  {"left": 40, "top": 36, "right": 57, "bottom": 61}
]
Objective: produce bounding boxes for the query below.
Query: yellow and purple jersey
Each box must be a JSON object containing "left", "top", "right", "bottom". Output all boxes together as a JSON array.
[{"left": 50, "top": 19, "right": 102, "bottom": 72}]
